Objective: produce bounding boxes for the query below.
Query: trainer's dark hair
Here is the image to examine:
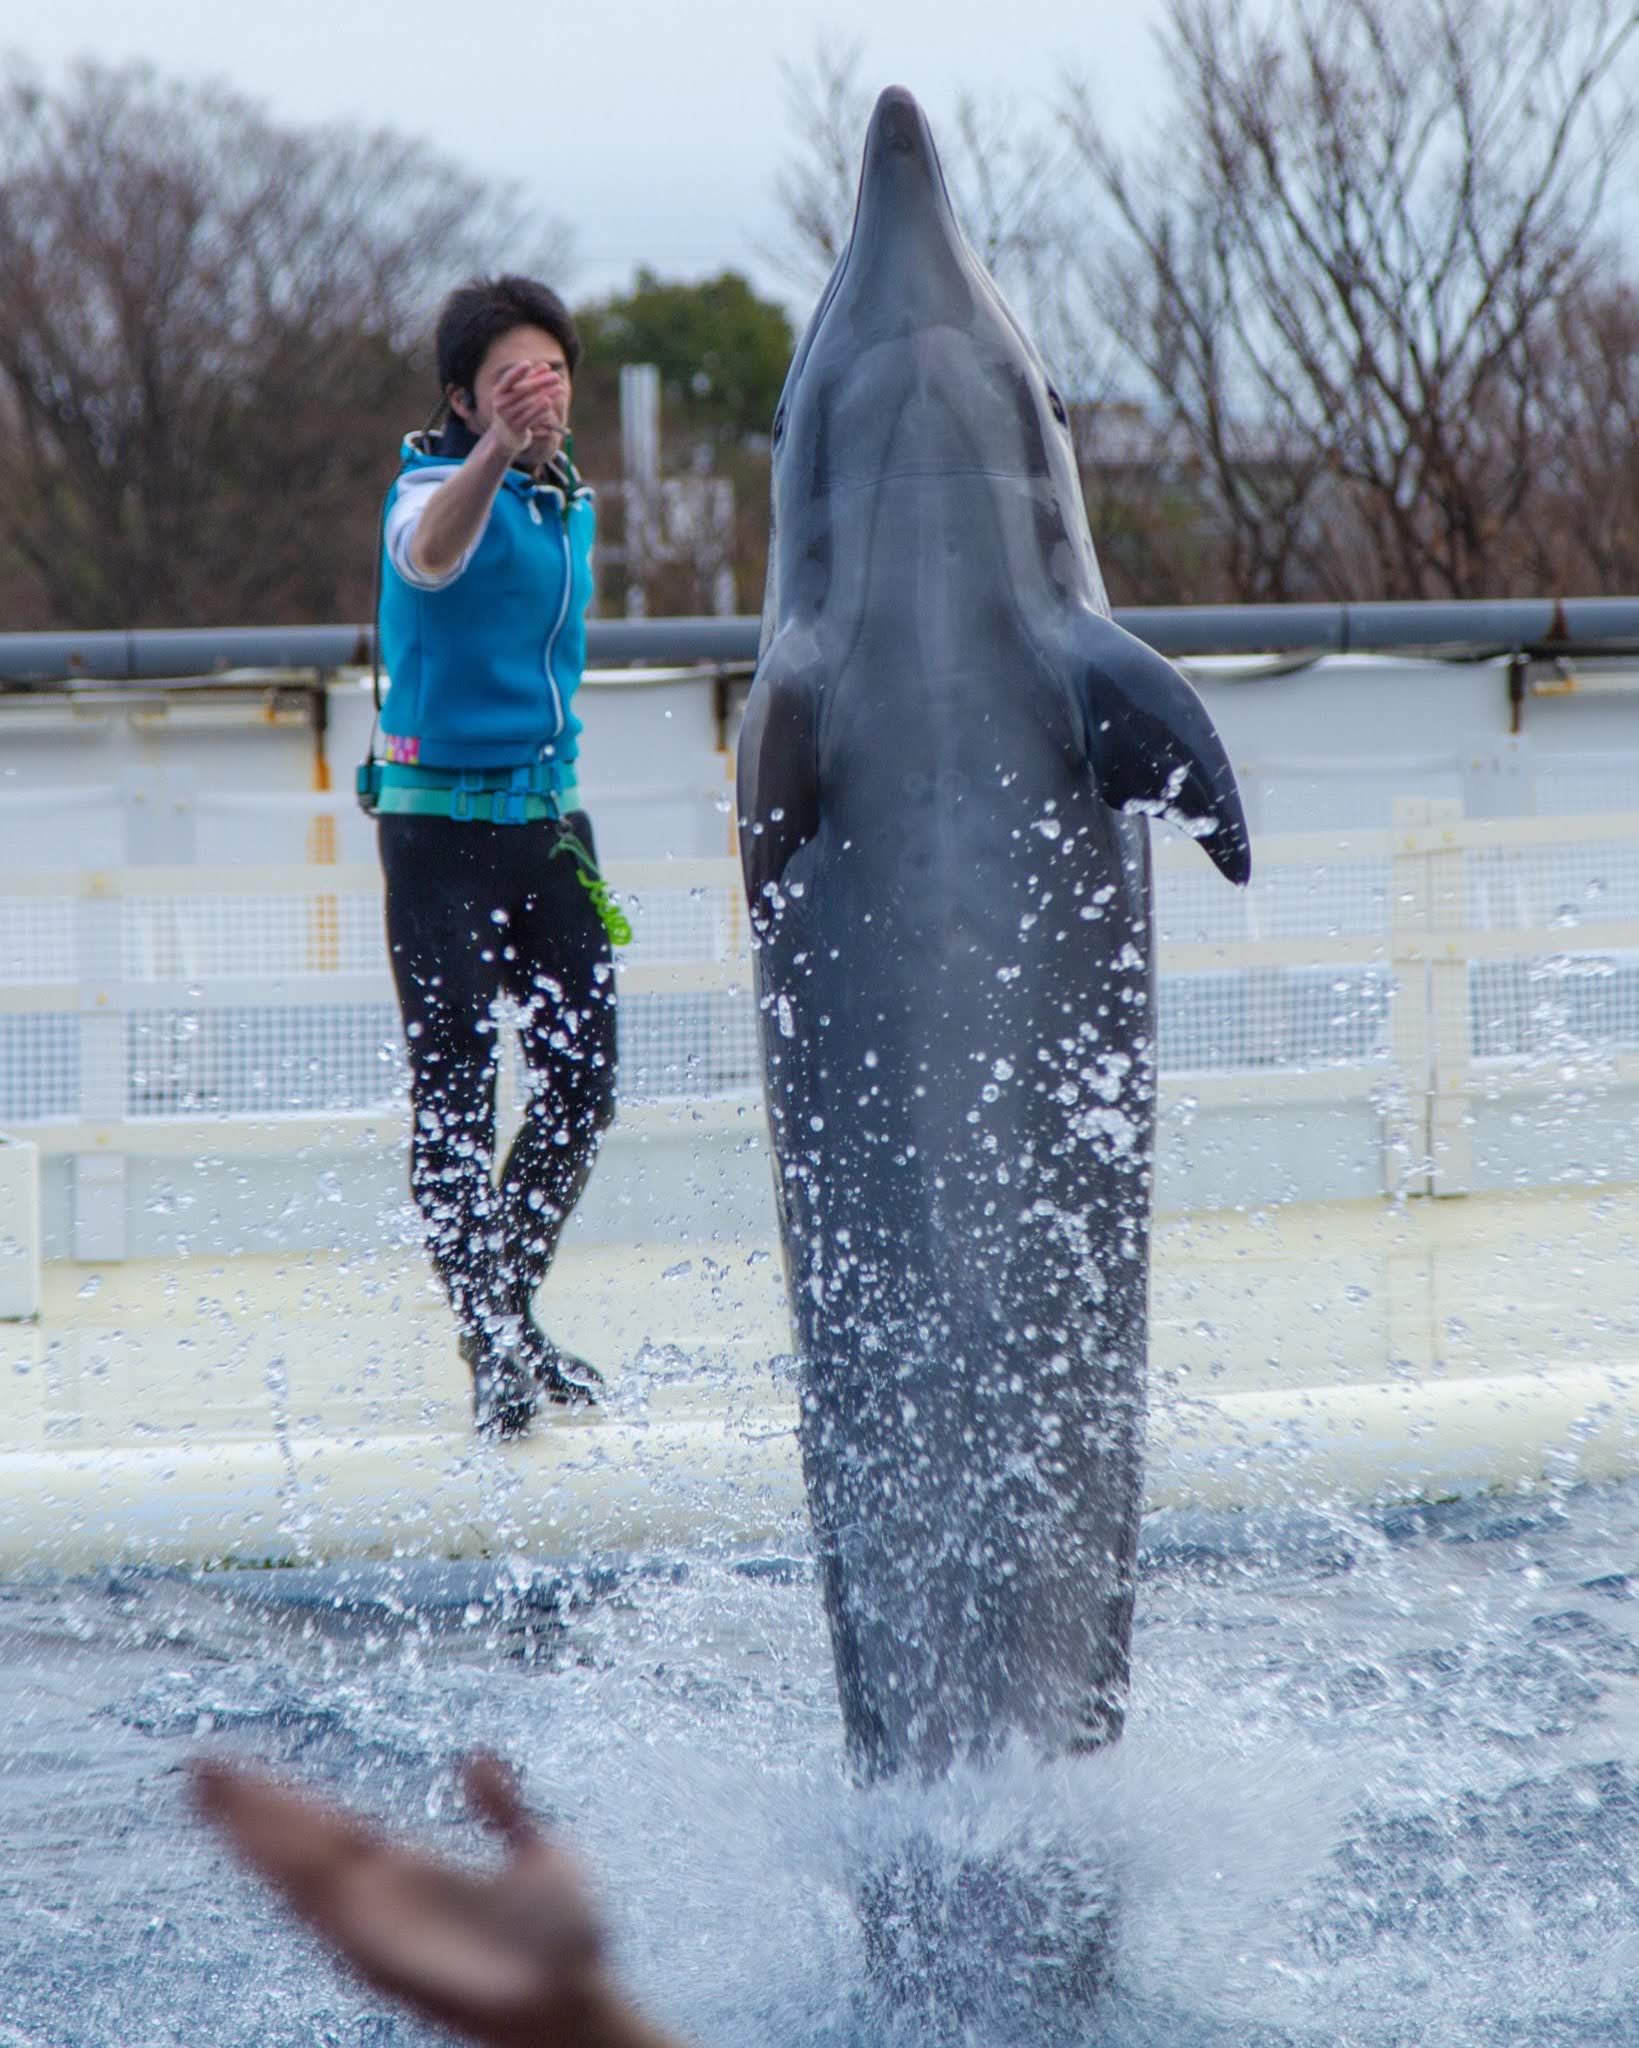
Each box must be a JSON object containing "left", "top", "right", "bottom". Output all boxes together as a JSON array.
[{"left": 435, "top": 275, "right": 582, "bottom": 399}]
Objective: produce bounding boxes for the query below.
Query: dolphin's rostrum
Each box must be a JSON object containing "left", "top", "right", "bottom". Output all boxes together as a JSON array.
[{"left": 738, "top": 82, "right": 1249, "bottom": 2001}]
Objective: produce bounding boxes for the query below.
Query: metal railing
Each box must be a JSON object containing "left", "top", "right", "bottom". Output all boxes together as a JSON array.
[{"left": 4, "top": 596, "right": 1639, "bottom": 685}]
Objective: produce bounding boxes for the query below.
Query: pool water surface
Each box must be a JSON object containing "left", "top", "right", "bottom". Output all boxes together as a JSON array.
[{"left": 6, "top": 1483, "right": 1639, "bottom": 2047}]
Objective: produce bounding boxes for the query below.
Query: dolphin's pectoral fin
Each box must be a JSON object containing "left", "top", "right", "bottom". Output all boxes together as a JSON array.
[
  {"left": 737, "top": 639, "right": 822, "bottom": 920},
  {"left": 1071, "top": 612, "right": 1251, "bottom": 886}
]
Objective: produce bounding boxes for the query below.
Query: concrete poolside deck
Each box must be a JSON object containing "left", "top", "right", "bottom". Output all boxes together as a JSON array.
[
  {"left": 0, "top": 1239, "right": 802, "bottom": 1570},
  {"left": 7, "top": 1181, "right": 1639, "bottom": 1571}
]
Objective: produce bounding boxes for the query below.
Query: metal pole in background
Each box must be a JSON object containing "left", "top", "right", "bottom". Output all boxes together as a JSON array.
[{"left": 619, "top": 363, "right": 663, "bottom": 621}]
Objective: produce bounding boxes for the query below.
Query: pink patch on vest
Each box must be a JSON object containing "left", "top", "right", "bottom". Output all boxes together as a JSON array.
[{"left": 385, "top": 735, "right": 421, "bottom": 764}]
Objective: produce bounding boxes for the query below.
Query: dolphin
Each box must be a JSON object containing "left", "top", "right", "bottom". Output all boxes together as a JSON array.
[{"left": 737, "top": 82, "right": 1249, "bottom": 2002}]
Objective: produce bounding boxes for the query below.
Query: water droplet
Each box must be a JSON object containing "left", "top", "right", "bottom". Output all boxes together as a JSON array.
[{"left": 78, "top": 1275, "right": 103, "bottom": 1299}]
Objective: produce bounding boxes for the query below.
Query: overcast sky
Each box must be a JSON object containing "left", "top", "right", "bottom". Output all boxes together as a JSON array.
[{"left": 5, "top": 0, "right": 1171, "bottom": 312}]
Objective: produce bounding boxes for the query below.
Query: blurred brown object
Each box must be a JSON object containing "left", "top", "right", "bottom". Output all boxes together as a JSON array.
[{"left": 191, "top": 1751, "right": 687, "bottom": 2048}]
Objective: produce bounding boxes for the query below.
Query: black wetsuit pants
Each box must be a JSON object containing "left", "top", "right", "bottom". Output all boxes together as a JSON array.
[{"left": 378, "top": 811, "right": 617, "bottom": 1340}]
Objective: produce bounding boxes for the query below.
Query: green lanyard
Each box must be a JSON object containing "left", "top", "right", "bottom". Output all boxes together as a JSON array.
[{"left": 551, "top": 825, "right": 633, "bottom": 946}]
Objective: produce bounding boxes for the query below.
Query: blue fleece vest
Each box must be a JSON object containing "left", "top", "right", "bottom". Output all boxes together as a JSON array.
[{"left": 377, "top": 439, "right": 596, "bottom": 774}]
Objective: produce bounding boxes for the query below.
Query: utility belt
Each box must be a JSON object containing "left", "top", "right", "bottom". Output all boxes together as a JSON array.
[
  {"left": 356, "top": 759, "right": 578, "bottom": 826},
  {"left": 359, "top": 759, "right": 630, "bottom": 945}
]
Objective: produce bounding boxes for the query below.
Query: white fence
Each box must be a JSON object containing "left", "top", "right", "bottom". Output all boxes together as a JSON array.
[{"left": 4, "top": 789, "right": 1639, "bottom": 1210}]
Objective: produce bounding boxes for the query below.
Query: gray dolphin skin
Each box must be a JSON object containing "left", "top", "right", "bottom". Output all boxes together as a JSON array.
[{"left": 737, "top": 83, "right": 1249, "bottom": 1982}]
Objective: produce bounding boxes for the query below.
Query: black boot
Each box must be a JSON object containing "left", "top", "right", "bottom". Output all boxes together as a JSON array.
[
  {"left": 517, "top": 1315, "right": 603, "bottom": 1408},
  {"left": 457, "top": 1324, "right": 538, "bottom": 1438}
]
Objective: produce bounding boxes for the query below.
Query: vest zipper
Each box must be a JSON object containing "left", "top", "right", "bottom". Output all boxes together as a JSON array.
[{"left": 540, "top": 490, "right": 571, "bottom": 743}]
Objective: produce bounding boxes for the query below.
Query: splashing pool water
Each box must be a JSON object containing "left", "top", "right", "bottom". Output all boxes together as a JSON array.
[{"left": 6, "top": 1481, "right": 1639, "bottom": 2047}]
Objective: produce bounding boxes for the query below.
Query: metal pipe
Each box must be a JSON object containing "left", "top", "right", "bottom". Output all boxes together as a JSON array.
[
  {"left": 1115, "top": 596, "right": 1639, "bottom": 659},
  {"left": 3, "top": 598, "right": 1639, "bottom": 685}
]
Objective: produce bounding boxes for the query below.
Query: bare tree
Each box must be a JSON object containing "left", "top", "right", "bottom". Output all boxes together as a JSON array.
[
  {"left": 1063, "top": 0, "right": 1639, "bottom": 601},
  {"left": 0, "top": 61, "right": 573, "bottom": 629},
  {"left": 1529, "top": 281, "right": 1639, "bottom": 591},
  {"left": 770, "top": 40, "right": 870, "bottom": 289}
]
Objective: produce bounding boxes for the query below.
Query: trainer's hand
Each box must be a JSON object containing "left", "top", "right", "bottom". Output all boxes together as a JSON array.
[
  {"left": 489, "top": 362, "right": 569, "bottom": 459},
  {"left": 192, "top": 1752, "right": 684, "bottom": 2048}
]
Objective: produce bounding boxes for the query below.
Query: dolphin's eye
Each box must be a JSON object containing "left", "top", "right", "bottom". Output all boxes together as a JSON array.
[{"left": 1048, "top": 388, "right": 1069, "bottom": 429}]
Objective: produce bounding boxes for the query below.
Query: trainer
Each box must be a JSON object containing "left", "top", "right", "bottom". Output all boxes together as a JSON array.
[{"left": 370, "top": 275, "right": 616, "bottom": 1437}]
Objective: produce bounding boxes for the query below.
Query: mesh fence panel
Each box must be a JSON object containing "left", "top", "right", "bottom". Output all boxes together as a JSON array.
[
  {"left": 1467, "top": 842, "right": 1639, "bottom": 931},
  {"left": 122, "top": 894, "right": 384, "bottom": 980},
  {"left": 126, "top": 1004, "right": 405, "bottom": 1117},
  {"left": 113, "top": 993, "right": 764, "bottom": 1115},
  {"left": 0, "top": 1013, "right": 80, "bottom": 1121},
  {"left": 1157, "top": 967, "right": 1393, "bottom": 1071},
  {"left": 622, "top": 885, "right": 746, "bottom": 967},
  {"left": 1157, "top": 855, "right": 1394, "bottom": 945},
  {"left": 0, "top": 900, "right": 76, "bottom": 983},
  {"left": 1471, "top": 955, "right": 1639, "bottom": 1061},
  {"left": 619, "top": 992, "right": 761, "bottom": 1100},
  {"left": 1462, "top": 842, "right": 1639, "bottom": 1065}
]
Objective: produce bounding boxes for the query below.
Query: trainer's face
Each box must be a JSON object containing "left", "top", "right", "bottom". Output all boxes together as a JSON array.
[{"left": 452, "top": 324, "right": 573, "bottom": 459}]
